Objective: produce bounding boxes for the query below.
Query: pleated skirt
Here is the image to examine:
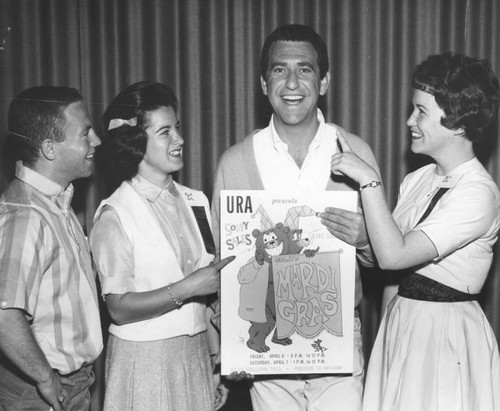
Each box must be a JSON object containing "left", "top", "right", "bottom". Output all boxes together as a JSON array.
[
  {"left": 363, "top": 295, "right": 500, "bottom": 411},
  {"left": 103, "top": 332, "right": 214, "bottom": 411}
]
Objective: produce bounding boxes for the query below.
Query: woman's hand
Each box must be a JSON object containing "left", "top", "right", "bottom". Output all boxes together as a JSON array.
[
  {"left": 185, "top": 256, "right": 236, "bottom": 297},
  {"left": 104, "top": 256, "right": 235, "bottom": 324},
  {"left": 318, "top": 207, "right": 369, "bottom": 248},
  {"left": 331, "top": 132, "right": 379, "bottom": 186}
]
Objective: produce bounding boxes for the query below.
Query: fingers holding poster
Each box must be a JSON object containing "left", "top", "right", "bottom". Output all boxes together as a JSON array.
[{"left": 220, "top": 190, "right": 357, "bottom": 375}]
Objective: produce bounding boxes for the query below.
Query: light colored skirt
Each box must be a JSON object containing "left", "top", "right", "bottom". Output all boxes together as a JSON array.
[
  {"left": 103, "top": 332, "right": 214, "bottom": 411},
  {"left": 363, "top": 295, "right": 500, "bottom": 411}
]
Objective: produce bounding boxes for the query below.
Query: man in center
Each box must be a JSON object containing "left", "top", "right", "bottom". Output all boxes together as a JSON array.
[{"left": 212, "top": 24, "right": 380, "bottom": 410}]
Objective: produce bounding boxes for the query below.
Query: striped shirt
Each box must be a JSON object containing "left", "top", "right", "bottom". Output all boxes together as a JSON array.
[{"left": 0, "top": 162, "right": 103, "bottom": 374}]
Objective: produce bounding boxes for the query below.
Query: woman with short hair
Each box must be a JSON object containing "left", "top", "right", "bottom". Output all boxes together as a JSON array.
[{"left": 328, "top": 53, "right": 500, "bottom": 410}]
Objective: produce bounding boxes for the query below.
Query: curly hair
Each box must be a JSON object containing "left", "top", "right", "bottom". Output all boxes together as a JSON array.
[
  {"left": 99, "top": 81, "right": 178, "bottom": 186},
  {"left": 412, "top": 52, "right": 499, "bottom": 142},
  {"left": 260, "top": 24, "right": 329, "bottom": 81},
  {"left": 8, "top": 86, "right": 83, "bottom": 166}
]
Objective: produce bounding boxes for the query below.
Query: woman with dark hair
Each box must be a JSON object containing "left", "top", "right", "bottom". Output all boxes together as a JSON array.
[
  {"left": 90, "top": 81, "right": 233, "bottom": 410},
  {"left": 326, "top": 53, "right": 500, "bottom": 410}
]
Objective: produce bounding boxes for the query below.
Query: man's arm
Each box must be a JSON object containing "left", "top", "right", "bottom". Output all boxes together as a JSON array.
[{"left": 0, "top": 308, "right": 66, "bottom": 410}]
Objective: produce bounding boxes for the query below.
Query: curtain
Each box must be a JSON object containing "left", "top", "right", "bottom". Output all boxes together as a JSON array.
[{"left": 0, "top": 1, "right": 499, "bottom": 409}]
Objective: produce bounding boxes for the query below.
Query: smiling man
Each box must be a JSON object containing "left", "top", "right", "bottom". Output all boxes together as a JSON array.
[
  {"left": 212, "top": 24, "right": 380, "bottom": 410},
  {"left": 0, "top": 86, "right": 103, "bottom": 410}
]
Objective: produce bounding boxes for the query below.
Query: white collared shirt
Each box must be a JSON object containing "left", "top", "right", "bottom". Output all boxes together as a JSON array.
[
  {"left": 253, "top": 110, "right": 340, "bottom": 193},
  {"left": 91, "top": 178, "right": 213, "bottom": 341}
]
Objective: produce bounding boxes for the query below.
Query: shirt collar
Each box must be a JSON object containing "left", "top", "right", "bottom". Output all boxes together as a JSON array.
[
  {"left": 432, "top": 157, "right": 478, "bottom": 189},
  {"left": 269, "top": 109, "right": 326, "bottom": 153},
  {"left": 15, "top": 161, "right": 74, "bottom": 211},
  {"left": 131, "top": 173, "right": 178, "bottom": 202}
]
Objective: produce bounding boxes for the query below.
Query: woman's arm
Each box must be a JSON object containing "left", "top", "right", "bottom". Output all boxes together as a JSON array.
[
  {"left": 328, "top": 133, "right": 439, "bottom": 270},
  {"left": 320, "top": 131, "right": 382, "bottom": 265},
  {"left": 105, "top": 258, "right": 233, "bottom": 325},
  {"left": 90, "top": 206, "right": 234, "bottom": 325}
]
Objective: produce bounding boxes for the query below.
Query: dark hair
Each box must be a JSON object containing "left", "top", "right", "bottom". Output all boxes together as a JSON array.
[
  {"left": 7, "top": 86, "right": 83, "bottom": 165},
  {"left": 99, "top": 81, "right": 178, "bottom": 186},
  {"left": 260, "top": 24, "right": 329, "bottom": 81},
  {"left": 412, "top": 52, "right": 499, "bottom": 142}
]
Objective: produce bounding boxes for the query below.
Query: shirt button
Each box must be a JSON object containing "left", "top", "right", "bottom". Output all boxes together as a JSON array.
[
  {"left": 187, "top": 259, "right": 192, "bottom": 265},
  {"left": 1, "top": 301, "right": 7, "bottom": 307}
]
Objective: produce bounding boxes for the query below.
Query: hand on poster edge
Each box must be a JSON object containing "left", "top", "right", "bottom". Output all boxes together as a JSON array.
[{"left": 226, "top": 370, "right": 255, "bottom": 381}]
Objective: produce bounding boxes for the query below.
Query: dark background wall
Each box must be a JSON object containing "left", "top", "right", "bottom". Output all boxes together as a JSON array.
[{"left": 0, "top": 1, "right": 499, "bottom": 409}]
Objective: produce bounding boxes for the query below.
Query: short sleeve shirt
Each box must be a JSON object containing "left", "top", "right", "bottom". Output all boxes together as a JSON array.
[
  {"left": 392, "top": 158, "right": 500, "bottom": 293},
  {"left": 90, "top": 174, "right": 201, "bottom": 296},
  {"left": 0, "top": 162, "right": 103, "bottom": 373}
]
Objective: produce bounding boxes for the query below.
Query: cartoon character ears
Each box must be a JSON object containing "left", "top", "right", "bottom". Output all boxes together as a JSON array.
[{"left": 252, "top": 229, "right": 262, "bottom": 238}]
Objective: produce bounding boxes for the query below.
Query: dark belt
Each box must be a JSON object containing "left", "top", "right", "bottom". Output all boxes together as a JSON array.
[{"left": 398, "top": 272, "right": 480, "bottom": 302}]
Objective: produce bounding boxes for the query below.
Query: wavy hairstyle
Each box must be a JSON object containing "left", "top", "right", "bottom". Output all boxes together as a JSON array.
[
  {"left": 260, "top": 24, "right": 329, "bottom": 81},
  {"left": 412, "top": 52, "right": 499, "bottom": 142},
  {"left": 99, "top": 81, "right": 178, "bottom": 187}
]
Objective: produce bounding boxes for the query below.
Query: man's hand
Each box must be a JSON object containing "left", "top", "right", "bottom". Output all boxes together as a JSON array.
[
  {"left": 213, "top": 372, "right": 229, "bottom": 410},
  {"left": 37, "top": 371, "right": 73, "bottom": 410},
  {"left": 318, "top": 207, "right": 369, "bottom": 249},
  {"left": 0, "top": 309, "right": 74, "bottom": 410},
  {"left": 226, "top": 370, "right": 255, "bottom": 381}
]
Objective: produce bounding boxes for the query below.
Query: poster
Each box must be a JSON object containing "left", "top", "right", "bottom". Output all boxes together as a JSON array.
[{"left": 220, "top": 190, "right": 357, "bottom": 375}]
